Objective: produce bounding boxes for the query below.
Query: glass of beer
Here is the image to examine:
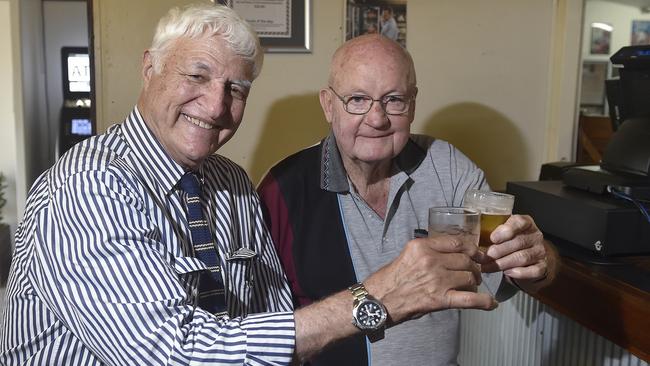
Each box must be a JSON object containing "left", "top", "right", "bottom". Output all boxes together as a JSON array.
[
  {"left": 428, "top": 207, "right": 480, "bottom": 247},
  {"left": 463, "top": 190, "right": 515, "bottom": 250}
]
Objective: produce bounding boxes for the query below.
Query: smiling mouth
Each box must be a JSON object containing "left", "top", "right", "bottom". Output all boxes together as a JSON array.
[
  {"left": 183, "top": 114, "right": 215, "bottom": 130},
  {"left": 360, "top": 134, "right": 391, "bottom": 139}
]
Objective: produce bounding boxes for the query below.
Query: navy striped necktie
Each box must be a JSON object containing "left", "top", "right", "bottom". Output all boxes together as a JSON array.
[{"left": 179, "top": 172, "right": 228, "bottom": 317}]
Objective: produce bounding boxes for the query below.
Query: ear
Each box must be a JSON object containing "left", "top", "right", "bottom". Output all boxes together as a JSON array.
[
  {"left": 319, "top": 88, "right": 334, "bottom": 125},
  {"left": 408, "top": 86, "right": 419, "bottom": 123},
  {"left": 141, "top": 50, "right": 155, "bottom": 88}
]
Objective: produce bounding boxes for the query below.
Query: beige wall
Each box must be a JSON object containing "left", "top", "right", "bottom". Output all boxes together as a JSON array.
[
  {"left": 94, "top": 0, "right": 583, "bottom": 190},
  {"left": 0, "top": 0, "right": 21, "bottom": 231},
  {"left": 93, "top": 0, "right": 196, "bottom": 134}
]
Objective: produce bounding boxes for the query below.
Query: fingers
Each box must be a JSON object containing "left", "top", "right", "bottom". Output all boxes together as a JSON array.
[
  {"left": 420, "top": 235, "right": 484, "bottom": 262},
  {"left": 490, "top": 214, "right": 536, "bottom": 244},
  {"left": 502, "top": 242, "right": 558, "bottom": 293},
  {"left": 411, "top": 236, "right": 488, "bottom": 285},
  {"left": 503, "top": 259, "right": 547, "bottom": 280},
  {"left": 401, "top": 239, "right": 483, "bottom": 286},
  {"left": 482, "top": 241, "right": 546, "bottom": 273},
  {"left": 442, "top": 253, "right": 482, "bottom": 285},
  {"left": 483, "top": 215, "right": 545, "bottom": 273},
  {"left": 445, "top": 269, "right": 480, "bottom": 292},
  {"left": 445, "top": 290, "right": 498, "bottom": 310},
  {"left": 377, "top": 236, "right": 497, "bottom": 322},
  {"left": 486, "top": 225, "right": 544, "bottom": 259}
]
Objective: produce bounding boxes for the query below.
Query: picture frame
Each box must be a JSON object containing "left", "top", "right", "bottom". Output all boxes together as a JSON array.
[
  {"left": 631, "top": 20, "right": 650, "bottom": 46},
  {"left": 224, "top": 0, "right": 311, "bottom": 53},
  {"left": 589, "top": 22, "right": 611, "bottom": 55},
  {"left": 344, "top": 0, "right": 407, "bottom": 48}
]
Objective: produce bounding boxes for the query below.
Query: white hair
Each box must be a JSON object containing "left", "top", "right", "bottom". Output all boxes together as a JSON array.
[{"left": 149, "top": 3, "right": 263, "bottom": 79}]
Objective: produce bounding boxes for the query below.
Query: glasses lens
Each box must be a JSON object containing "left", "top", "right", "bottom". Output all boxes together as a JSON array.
[
  {"left": 345, "top": 95, "right": 373, "bottom": 114},
  {"left": 384, "top": 96, "right": 408, "bottom": 114}
]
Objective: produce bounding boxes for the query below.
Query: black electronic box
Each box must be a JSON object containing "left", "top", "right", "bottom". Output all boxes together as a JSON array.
[{"left": 507, "top": 180, "right": 650, "bottom": 256}]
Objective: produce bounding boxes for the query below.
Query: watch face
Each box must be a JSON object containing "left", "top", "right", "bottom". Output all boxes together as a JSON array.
[{"left": 356, "top": 300, "right": 386, "bottom": 329}]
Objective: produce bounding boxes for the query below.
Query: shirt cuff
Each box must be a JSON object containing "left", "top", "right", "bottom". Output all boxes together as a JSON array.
[{"left": 241, "top": 311, "right": 296, "bottom": 365}]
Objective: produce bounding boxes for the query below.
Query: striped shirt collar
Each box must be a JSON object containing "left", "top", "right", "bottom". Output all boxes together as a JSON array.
[
  {"left": 122, "top": 107, "right": 186, "bottom": 195},
  {"left": 319, "top": 132, "right": 427, "bottom": 193}
]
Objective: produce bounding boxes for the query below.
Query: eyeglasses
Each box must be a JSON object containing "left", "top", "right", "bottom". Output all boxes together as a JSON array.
[{"left": 328, "top": 86, "right": 413, "bottom": 115}]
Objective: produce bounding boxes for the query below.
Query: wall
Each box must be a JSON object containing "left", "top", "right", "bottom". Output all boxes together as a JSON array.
[
  {"left": 18, "top": 0, "right": 49, "bottom": 196},
  {"left": 0, "top": 0, "right": 22, "bottom": 312},
  {"left": 94, "top": 0, "right": 584, "bottom": 191},
  {"left": 0, "top": 0, "right": 19, "bottom": 237},
  {"left": 544, "top": 0, "right": 585, "bottom": 165},
  {"left": 92, "top": 0, "right": 196, "bottom": 136}
]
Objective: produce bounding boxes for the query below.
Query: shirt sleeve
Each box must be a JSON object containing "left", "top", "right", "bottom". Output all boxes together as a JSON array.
[
  {"left": 30, "top": 169, "right": 296, "bottom": 366},
  {"left": 422, "top": 138, "right": 488, "bottom": 206}
]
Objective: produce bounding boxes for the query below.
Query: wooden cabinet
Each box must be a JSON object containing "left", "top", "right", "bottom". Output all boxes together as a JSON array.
[{"left": 576, "top": 114, "right": 614, "bottom": 164}]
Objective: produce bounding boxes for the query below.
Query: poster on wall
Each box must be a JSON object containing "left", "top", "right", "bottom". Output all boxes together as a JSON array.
[
  {"left": 590, "top": 22, "right": 612, "bottom": 55},
  {"left": 345, "top": 0, "right": 407, "bottom": 48},
  {"left": 631, "top": 20, "right": 650, "bottom": 46}
]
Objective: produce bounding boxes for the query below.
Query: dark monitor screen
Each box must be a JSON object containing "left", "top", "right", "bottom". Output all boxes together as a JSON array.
[
  {"left": 61, "top": 47, "right": 90, "bottom": 99},
  {"left": 611, "top": 44, "right": 650, "bottom": 67},
  {"left": 606, "top": 45, "right": 650, "bottom": 130},
  {"left": 620, "top": 70, "right": 650, "bottom": 119},
  {"left": 602, "top": 46, "right": 650, "bottom": 177}
]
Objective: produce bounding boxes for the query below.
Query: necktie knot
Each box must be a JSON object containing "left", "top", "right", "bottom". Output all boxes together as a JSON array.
[{"left": 179, "top": 173, "right": 201, "bottom": 195}]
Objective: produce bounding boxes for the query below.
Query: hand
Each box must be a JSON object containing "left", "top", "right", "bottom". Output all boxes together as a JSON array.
[
  {"left": 292, "top": 235, "right": 498, "bottom": 361},
  {"left": 364, "top": 235, "right": 498, "bottom": 326},
  {"left": 480, "top": 214, "right": 558, "bottom": 292}
]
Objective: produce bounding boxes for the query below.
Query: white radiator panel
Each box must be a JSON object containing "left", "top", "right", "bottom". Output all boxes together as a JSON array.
[{"left": 458, "top": 292, "right": 649, "bottom": 366}]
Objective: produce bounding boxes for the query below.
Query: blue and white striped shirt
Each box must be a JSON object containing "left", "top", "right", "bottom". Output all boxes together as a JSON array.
[{"left": 0, "top": 108, "right": 295, "bottom": 365}]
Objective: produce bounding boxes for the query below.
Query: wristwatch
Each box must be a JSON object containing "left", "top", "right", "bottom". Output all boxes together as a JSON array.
[{"left": 348, "top": 282, "right": 387, "bottom": 342}]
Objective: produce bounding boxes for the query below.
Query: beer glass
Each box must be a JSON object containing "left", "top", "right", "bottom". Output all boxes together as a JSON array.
[
  {"left": 463, "top": 190, "right": 515, "bottom": 249},
  {"left": 428, "top": 207, "right": 480, "bottom": 247}
]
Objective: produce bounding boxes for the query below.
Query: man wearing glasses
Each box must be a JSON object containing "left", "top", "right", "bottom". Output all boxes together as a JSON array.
[{"left": 258, "top": 34, "right": 556, "bottom": 365}]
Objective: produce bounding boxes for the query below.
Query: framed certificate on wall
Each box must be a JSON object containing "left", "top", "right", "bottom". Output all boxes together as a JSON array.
[{"left": 224, "top": 0, "right": 311, "bottom": 53}]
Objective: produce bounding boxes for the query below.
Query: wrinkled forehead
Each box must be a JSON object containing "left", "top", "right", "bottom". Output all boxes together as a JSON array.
[{"left": 167, "top": 35, "right": 254, "bottom": 80}]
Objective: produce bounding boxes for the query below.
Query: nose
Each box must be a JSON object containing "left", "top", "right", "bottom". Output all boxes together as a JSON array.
[
  {"left": 201, "top": 81, "right": 230, "bottom": 120},
  {"left": 364, "top": 99, "right": 390, "bottom": 129}
]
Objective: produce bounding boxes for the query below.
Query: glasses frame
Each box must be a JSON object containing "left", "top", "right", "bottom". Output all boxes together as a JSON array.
[{"left": 328, "top": 86, "right": 414, "bottom": 115}]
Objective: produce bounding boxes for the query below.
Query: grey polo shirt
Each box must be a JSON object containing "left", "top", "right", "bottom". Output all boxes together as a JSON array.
[{"left": 324, "top": 134, "right": 516, "bottom": 366}]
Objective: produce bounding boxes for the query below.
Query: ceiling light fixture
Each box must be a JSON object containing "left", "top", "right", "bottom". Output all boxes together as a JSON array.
[{"left": 591, "top": 22, "right": 614, "bottom": 32}]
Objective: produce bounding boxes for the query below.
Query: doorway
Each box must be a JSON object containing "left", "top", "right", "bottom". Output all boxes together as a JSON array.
[
  {"left": 19, "top": 0, "right": 95, "bottom": 189},
  {"left": 576, "top": 0, "right": 650, "bottom": 163}
]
